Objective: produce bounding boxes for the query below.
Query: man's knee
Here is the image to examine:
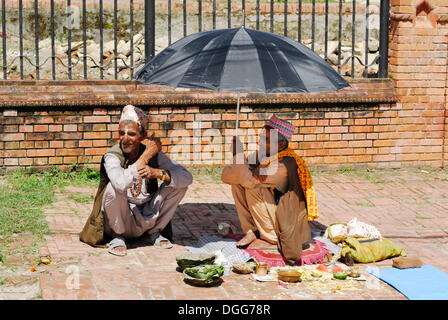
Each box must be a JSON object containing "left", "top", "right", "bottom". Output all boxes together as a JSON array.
[
  {"left": 160, "top": 184, "right": 188, "bottom": 200},
  {"left": 103, "top": 182, "right": 127, "bottom": 210}
]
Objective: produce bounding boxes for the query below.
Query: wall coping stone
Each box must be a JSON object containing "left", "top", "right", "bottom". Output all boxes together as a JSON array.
[{"left": 0, "top": 79, "right": 396, "bottom": 108}]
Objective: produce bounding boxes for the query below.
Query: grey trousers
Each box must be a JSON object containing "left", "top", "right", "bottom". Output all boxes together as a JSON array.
[{"left": 102, "top": 182, "right": 187, "bottom": 239}]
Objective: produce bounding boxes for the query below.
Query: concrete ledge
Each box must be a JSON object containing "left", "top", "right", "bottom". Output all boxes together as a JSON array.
[{"left": 0, "top": 79, "right": 397, "bottom": 108}]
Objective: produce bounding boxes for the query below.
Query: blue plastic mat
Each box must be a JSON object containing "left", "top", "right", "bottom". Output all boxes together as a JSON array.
[{"left": 368, "top": 264, "right": 448, "bottom": 300}]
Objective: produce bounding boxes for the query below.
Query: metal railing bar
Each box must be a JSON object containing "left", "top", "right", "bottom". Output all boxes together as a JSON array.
[
  {"left": 364, "top": 0, "right": 369, "bottom": 77},
  {"left": 242, "top": 0, "right": 245, "bottom": 28},
  {"left": 67, "top": 0, "right": 72, "bottom": 79},
  {"left": 284, "top": 0, "right": 288, "bottom": 37},
  {"left": 2, "top": 0, "right": 6, "bottom": 79},
  {"left": 99, "top": 0, "right": 104, "bottom": 79},
  {"left": 183, "top": 0, "right": 187, "bottom": 37},
  {"left": 198, "top": 0, "right": 202, "bottom": 32},
  {"left": 130, "top": 0, "right": 135, "bottom": 79},
  {"left": 114, "top": 0, "right": 118, "bottom": 80},
  {"left": 298, "top": 0, "right": 302, "bottom": 42},
  {"left": 351, "top": 0, "right": 356, "bottom": 78},
  {"left": 312, "top": 0, "right": 315, "bottom": 51},
  {"left": 212, "top": 0, "right": 216, "bottom": 30},
  {"left": 379, "top": 0, "right": 389, "bottom": 78},
  {"left": 51, "top": 0, "right": 55, "bottom": 80},
  {"left": 168, "top": 0, "right": 172, "bottom": 44},
  {"left": 19, "top": 0, "right": 24, "bottom": 79},
  {"left": 83, "top": 0, "right": 87, "bottom": 79},
  {"left": 324, "top": 0, "right": 328, "bottom": 61},
  {"left": 228, "top": 0, "right": 231, "bottom": 28},
  {"left": 270, "top": 0, "right": 274, "bottom": 33},
  {"left": 35, "top": 0, "right": 39, "bottom": 79},
  {"left": 338, "top": 0, "right": 342, "bottom": 74},
  {"left": 256, "top": 0, "right": 259, "bottom": 30}
]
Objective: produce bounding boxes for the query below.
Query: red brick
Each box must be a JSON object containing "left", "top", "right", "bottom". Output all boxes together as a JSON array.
[
  {"left": 83, "top": 115, "right": 111, "bottom": 123},
  {"left": 373, "top": 154, "right": 396, "bottom": 162},
  {"left": 93, "top": 140, "right": 108, "bottom": 147},
  {"left": 324, "top": 141, "right": 348, "bottom": 149},
  {"left": 64, "top": 124, "right": 78, "bottom": 132},
  {"left": 325, "top": 112, "right": 348, "bottom": 119},
  {"left": 4, "top": 158, "right": 19, "bottom": 166},
  {"left": 63, "top": 156, "right": 78, "bottom": 164},
  {"left": 19, "top": 158, "right": 33, "bottom": 166},
  {"left": 92, "top": 123, "right": 107, "bottom": 131},
  {"left": 49, "top": 125, "right": 63, "bottom": 132},
  {"left": 325, "top": 126, "right": 348, "bottom": 134},
  {"left": 20, "top": 141, "right": 34, "bottom": 148},
  {"left": 5, "top": 142, "right": 20, "bottom": 149},
  {"left": 49, "top": 157, "right": 64, "bottom": 165},
  {"left": 83, "top": 132, "right": 111, "bottom": 139},
  {"left": 27, "top": 149, "right": 55, "bottom": 157},
  {"left": 85, "top": 148, "right": 109, "bottom": 156},
  {"left": 79, "top": 140, "right": 93, "bottom": 148},
  {"left": 93, "top": 108, "right": 108, "bottom": 115},
  {"left": 19, "top": 125, "right": 34, "bottom": 133},
  {"left": 168, "top": 114, "right": 194, "bottom": 122},
  {"left": 35, "top": 141, "right": 49, "bottom": 148},
  {"left": 348, "top": 155, "right": 372, "bottom": 163},
  {"left": 55, "top": 149, "right": 84, "bottom": 156},
  {"left": 349, "top": 140, "right": 372, "bottom": 148},
  {"left": 1, "top": 133, "right": 24, "bottom": 141},
  {"left": 56, "top": 132, "right": 82, "bottom": 140}
]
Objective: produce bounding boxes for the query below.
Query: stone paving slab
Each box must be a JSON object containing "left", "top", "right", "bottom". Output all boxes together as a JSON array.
[{"left": 37, "top": 169, "right": 448, "bottom": 300}]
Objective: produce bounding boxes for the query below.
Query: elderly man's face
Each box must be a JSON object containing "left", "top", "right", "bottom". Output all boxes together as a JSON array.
[{"left": 119, "top": 121, "right": 145, "bottom": 155}]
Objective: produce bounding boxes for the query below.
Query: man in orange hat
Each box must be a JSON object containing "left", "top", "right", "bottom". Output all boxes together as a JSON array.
[{"left": 221, "top": 116, "right": 319, "bottom": 264}]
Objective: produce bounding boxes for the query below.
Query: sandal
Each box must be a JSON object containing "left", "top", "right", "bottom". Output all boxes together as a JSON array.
[
  {"left": 146, "top": 231, "right": 173, "bottom": 249},
  {"left": 108, "top": 237, "right": 127, "bottom": 256}
]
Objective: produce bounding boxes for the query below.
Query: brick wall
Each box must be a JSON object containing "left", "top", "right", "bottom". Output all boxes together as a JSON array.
[
  {"left": 5, "top": 78, "right": 444, "bottom": 172},
  {"left": 2, "top": 102, "right": 404, "bottom": 171},
  {"left": 389, "top": 0, "right": 448, "bottom": 168}
]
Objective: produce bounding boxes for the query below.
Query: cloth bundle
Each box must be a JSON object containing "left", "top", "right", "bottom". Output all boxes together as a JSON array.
[{"left": 324, "top": 217, "right": 382, "bottom": 243}]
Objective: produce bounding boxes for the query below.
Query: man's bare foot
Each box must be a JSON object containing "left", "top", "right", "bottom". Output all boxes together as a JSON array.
[
  {"left": 235, "top": 230, "right": 257, "bottom": 247},
  {"left": 246, "top": 239, "right": 278, "bottom": 250}
]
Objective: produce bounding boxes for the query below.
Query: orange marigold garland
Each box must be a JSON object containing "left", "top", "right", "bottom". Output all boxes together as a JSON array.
[{"left": 260, "top": 148, "right": 319, "bottom": 221}]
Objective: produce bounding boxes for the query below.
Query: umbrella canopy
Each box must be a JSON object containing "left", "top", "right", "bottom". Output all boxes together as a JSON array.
[{"left": 135, "top": 27, "right": 349, "bottom": 93}]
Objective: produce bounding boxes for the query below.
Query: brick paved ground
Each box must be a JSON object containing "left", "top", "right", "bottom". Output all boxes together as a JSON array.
[{"left": 37, "top": 168, "right": 448, "bottom": 300}]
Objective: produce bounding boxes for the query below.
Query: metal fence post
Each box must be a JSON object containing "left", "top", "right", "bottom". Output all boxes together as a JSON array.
[
  {"left": 145, "top": 0, "right": 155, "bottom": 63},
  {"left": 379, "top": 0, "right": 390, "bottom": 78}
]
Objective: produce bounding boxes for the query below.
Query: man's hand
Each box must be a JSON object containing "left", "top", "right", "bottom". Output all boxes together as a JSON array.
[
  {"left": 139, "top": 133, "right": 162, "bottom": 165},
  {"left": 138, "top": 165, "right": 159, "bottom": 180},
  {"left": 252, "top": 166, "right": 267, "bottom": 183}
]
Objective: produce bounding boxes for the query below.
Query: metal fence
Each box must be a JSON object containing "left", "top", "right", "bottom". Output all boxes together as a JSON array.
[{"left": 0, "top": 0, "right": 389, "bottom": 81}]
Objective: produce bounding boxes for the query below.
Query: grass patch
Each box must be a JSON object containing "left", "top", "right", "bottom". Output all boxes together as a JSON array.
[
  {"left": 416, "top": 215, "right": 431, "bottom": 220},
  {"left": 340, "top": 167, "right": 354, "bottom": 175},
  {"left": 0, "top": 166, "right": 99, "bottom": 263},
  {"left": 355, "top": 202, "right": 374, "bottom": 207},
  {"left": 363, "top": 172, "right": 385, "bottom": 184},
  {"left": 0, "top": 278, "right": 7, "bottom": 286},
  {"left": 188, "top": 165, "right": 225, "bottom": 184},
  {"left": 67, "top": 192, "right": 94, "bottom": 204}
]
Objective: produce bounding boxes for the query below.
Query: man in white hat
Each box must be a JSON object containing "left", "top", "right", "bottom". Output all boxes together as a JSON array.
[{"left": 80, "top": 105, "right": 193, "bottom": 256}]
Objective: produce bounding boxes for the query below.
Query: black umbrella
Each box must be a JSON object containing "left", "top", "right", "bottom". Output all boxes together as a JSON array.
[{"left": 136, "top": 26, "right": 349, "bottom": 133}]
